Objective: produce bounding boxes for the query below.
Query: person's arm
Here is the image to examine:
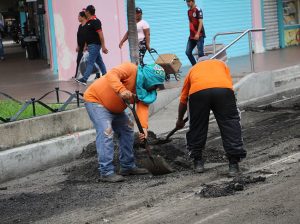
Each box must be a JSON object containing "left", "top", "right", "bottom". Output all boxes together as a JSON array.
[
  {"left": 83, "top": 42, "right": 87, "bottom": 51},
  {"left": 136, "top": 101, "right": 149, "bottom": 140},
  {"left": 143, "top": 28, "right": 150, "bottom": 50},
  {"left": 176, "top": 74, "right": 191, "bottom": 129},
  {"left": 194, "top": 8, "right": 204, "bottom": 40},
  {"left": 119, "top": 31, "right": 129, "bottom": 49},
  {"left": 194, "top": 19, "right": 203, "bottom": 40},
  {"left": 224, "top": 62, "right": 233, "bottom": 86},
  {"left": 106, "top": 64, "right": 136, "bottom": 100},
  {"left": 142, "top": 21, "right": 151, "bottom": 50},
  {"left": 97, "top": 30, "right": 108, "bottom": 54},
  {"left": 95, "top": 19, "right": 108, "bottom": 54}
]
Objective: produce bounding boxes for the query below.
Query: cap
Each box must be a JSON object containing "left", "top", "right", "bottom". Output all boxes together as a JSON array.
[{"left": 136, "top": 7, "right": 142, "bottom": 14}]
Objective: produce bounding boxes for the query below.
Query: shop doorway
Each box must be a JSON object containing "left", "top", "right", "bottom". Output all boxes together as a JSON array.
[{"left": 0, "top": 0, "right": 54, "bottom": 86}]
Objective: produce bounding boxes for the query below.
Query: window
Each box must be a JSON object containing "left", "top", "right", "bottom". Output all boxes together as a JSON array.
[{"left": 283, "top": 0, "right": 300, "bottom": 25}]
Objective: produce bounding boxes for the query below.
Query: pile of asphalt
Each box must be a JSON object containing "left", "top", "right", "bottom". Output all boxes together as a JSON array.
[
  {"left": 198, "top": 175, "right": 266, "bottom": 198},
  {"left": 65, "top": 131, "right": 227, "bottom": 182}
]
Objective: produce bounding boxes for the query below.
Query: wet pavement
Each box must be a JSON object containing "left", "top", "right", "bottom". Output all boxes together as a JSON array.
[{"left": 0, "top": 93, "right": 299, "bottom": 224}]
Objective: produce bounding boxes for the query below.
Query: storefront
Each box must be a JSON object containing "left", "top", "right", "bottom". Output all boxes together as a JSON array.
[
  {"left": 278, "top": 0, "right": 300, "bottom": 47},
  {"left": 262, "top": 0, "right": 300, "bottom": 50}
]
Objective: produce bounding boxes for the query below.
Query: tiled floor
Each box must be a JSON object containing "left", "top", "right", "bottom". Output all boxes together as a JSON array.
[{"left": 0, "top": 41, "right": 299, "bottom": 102}]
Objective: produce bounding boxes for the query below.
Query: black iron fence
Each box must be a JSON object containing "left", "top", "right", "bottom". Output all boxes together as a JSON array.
[{"left": 0, "top": 88, "right": 84, "bottom": 123}]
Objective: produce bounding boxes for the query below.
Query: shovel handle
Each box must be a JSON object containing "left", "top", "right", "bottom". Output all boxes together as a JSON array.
[
  {"left": 124, "top": 99, "right": 144, "bottom": 135},
  {"left": 165, "top": 117, "right": 189, "bottom": 140},
  {"left": 123, "top": 99, "right": 151, "bottom": 156}
]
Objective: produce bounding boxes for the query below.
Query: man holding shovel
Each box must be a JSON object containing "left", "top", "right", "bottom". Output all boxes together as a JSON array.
[
  {"left": 84, "top": 62, "right": 166, "bottom": 182},
  {"left": 176, "top": 57, "right": 247, "bottom": 177}
]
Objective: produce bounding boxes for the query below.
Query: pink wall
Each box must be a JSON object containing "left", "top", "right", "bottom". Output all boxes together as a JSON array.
[
  {"left": 252, "top": 0, "right": 265, "bottom": 53},
  {"left": 52, "top": 0, "right": 129, "bottom": 80}
]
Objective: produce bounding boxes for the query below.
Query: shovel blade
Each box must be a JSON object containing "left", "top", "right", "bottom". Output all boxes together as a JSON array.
[{"left": 141, "top": 155, "right": 173, "bottom": 176}]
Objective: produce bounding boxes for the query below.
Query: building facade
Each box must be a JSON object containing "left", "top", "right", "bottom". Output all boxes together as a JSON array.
[{"left": 43, "top": 0, "right": 299, "bottom": 80}]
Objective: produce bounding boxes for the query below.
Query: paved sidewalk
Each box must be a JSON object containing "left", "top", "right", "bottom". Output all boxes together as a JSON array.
[{"left": 0, "top": 42, "right": 299, "bottom": 102}]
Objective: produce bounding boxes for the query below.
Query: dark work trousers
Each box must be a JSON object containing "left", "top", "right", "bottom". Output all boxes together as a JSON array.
[
  {"left": 74, "top": 50, "right": 83, "bottom": 78},
  {"left": 186, "top": 88, "right": 246, "bottom": 163},
  {"left": 138, "top": 39, "right": 147, "bottom": 66}
]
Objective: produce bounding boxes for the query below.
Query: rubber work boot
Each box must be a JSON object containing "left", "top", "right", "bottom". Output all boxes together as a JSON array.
[
  {"left": 119, "top": 167, "right": 149, "bottom": 176},
  {"left": 194, "top": 160, "right": 205, "bottom": 173},
  {"left": 100, "top": 174, "right": 125, "bottom": 183},
  {"left": 228, "top": 163, "right": 240, "bottom": 177}
]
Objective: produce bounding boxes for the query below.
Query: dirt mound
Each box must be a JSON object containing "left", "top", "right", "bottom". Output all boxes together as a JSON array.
[
  {"left": 65, "top": 131, "right": 227, "bottom": 182},
  {"left": 198, "top": 175, "right": 266, "bottom": 198}
]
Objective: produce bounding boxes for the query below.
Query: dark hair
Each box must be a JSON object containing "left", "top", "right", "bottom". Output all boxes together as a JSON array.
[
  {"left": 136, "top": 7, "right": 142, "bottom": 14},
  {"left": 86, "top": 5, "right": 95, "bottom": 15},
  {"left": 79, "top": 11, "right": 86, "bottom": 18}
]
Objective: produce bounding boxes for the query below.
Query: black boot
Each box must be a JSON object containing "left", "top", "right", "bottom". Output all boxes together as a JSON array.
[
  {"left": 194, "top": 160, "right": 204, "bottom": 173},
  {"left": 228, "top": 163, "right": 240, "bottom": 177}
]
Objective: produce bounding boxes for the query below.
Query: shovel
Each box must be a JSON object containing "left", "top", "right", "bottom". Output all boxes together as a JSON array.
[
  {"left": 124, "top": 99, "right": 173, "bottom": 175},
  {"left": 155, "top": 117, "right": 189, "bottom": 145}
]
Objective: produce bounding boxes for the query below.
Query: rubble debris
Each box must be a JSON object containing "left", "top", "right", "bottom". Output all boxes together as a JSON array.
[{"left": 198, "top": 176, "right": 266, "bottom": 198}]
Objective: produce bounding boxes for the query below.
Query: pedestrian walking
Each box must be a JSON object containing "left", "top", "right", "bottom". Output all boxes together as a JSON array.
[
  {"left": 0, "top": 21, "right": 5, "bottom": 61},
  {"left": 84, "top": 62, "right": 166, "bottom": 182},
  {"left": 185, "top": 0, "right": 205, "bottom": 65},
  {"left": 176, "top": 57, "right": 247, "bottom": 177},
  {"left": 74, "top": 11, "right": 87, "bottom": 78},
  {"left": 75, "top": 5, "right": 108, "bottom": 85},
  {"left": 119, "top": 7, "right": 150, "bottom": 66}
]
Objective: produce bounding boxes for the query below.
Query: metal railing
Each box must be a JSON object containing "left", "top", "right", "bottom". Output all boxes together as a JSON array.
[
  {"left": 0, "top": 88, "right": 84, "bottom": 123},
  {"left": 211, "top": 28, "right": 265, "bottom": 72}
]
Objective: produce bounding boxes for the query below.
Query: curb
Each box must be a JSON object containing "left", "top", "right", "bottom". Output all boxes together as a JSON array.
[
  {"left": 0, "top": 88, "right": 182, "bottom": 183},
  {"left": 0, "top": 130, "right": 96, "bottom": 183}
]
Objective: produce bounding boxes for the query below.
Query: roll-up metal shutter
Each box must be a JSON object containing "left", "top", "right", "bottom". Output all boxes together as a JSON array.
[
  {"left": 132, "top": 0, "right": 189, "bottom": 65},
  {"left": 264, "top": 0, "right": 280, "bottom": 50},
  {"left": 202, "top": 0, "right": 253, "bottom": 58},
  {"left": 127, "top": 0, "right": 252, "bottom": 66}
]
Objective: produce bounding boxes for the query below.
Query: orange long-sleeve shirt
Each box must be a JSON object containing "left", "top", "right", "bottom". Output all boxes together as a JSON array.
[
  {"left": 180, "top": 59, "right": 233, "bottom": 104},
  {"left": 84, "top": 62, "right": 149, "bottom": 128}
]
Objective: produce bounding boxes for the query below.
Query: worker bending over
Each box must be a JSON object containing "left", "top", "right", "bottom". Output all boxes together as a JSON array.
[
  {"left": 84, "top": 62, "right": 165, "bottom": 182},
  {"left": 176, "top": 57, "right": 247, "bottom": 177}
]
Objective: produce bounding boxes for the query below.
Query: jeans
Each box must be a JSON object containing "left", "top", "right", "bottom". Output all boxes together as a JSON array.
[
  {"left": 0, "top": 39, "right": 4, "bottom": 59},
  {"left": 85, "top": 102, "right": 136, "bottom": 176},
  {"left": 186, "top": 88, "right": 246, "bottom": 162},
  {"left": 185, "top": 37, "right": 204, "bottom": 66},
  {"left": 138, "top": 39, "right": 147, "bottom": 66},
  {"left": 82, "top": 44, "right": 107, "bottom": 81}
]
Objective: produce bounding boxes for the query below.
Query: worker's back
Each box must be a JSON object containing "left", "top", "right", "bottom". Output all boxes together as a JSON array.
[{"left": 187, "top": 59, "right": 233, "bottom": 96}]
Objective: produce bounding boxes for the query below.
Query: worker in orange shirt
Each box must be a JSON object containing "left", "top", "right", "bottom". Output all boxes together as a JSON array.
[
  {"left": 176, "top": 57, "right": 247, "bottom": 177},
  {"left": 84, "top": 62, "right": 165, "bottom": 182}
]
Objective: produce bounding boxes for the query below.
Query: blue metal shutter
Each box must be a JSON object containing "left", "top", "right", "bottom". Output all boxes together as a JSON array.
[
  {"left": 127, "top": 0, "right": 252, "bottom": 66},
  {"left": 133, "top": 0, "right": 190, "bottom": 65},
  {"left": 201, "top": 0, "right": 253, "bottom": 58}
]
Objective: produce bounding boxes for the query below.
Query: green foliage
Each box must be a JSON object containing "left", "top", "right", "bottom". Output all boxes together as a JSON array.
[{"left": 0, "top": 100, "right": 68, "bottom": 121}]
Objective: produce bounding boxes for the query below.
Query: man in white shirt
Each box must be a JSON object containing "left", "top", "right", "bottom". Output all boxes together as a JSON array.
[{"left": 119, "top": 7, "right": 150, "bottom": 65}]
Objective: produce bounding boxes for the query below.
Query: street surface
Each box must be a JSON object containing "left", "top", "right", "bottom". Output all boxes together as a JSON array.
[{"left": 0, "top": 95, "right": 299, "bottom": 224}]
